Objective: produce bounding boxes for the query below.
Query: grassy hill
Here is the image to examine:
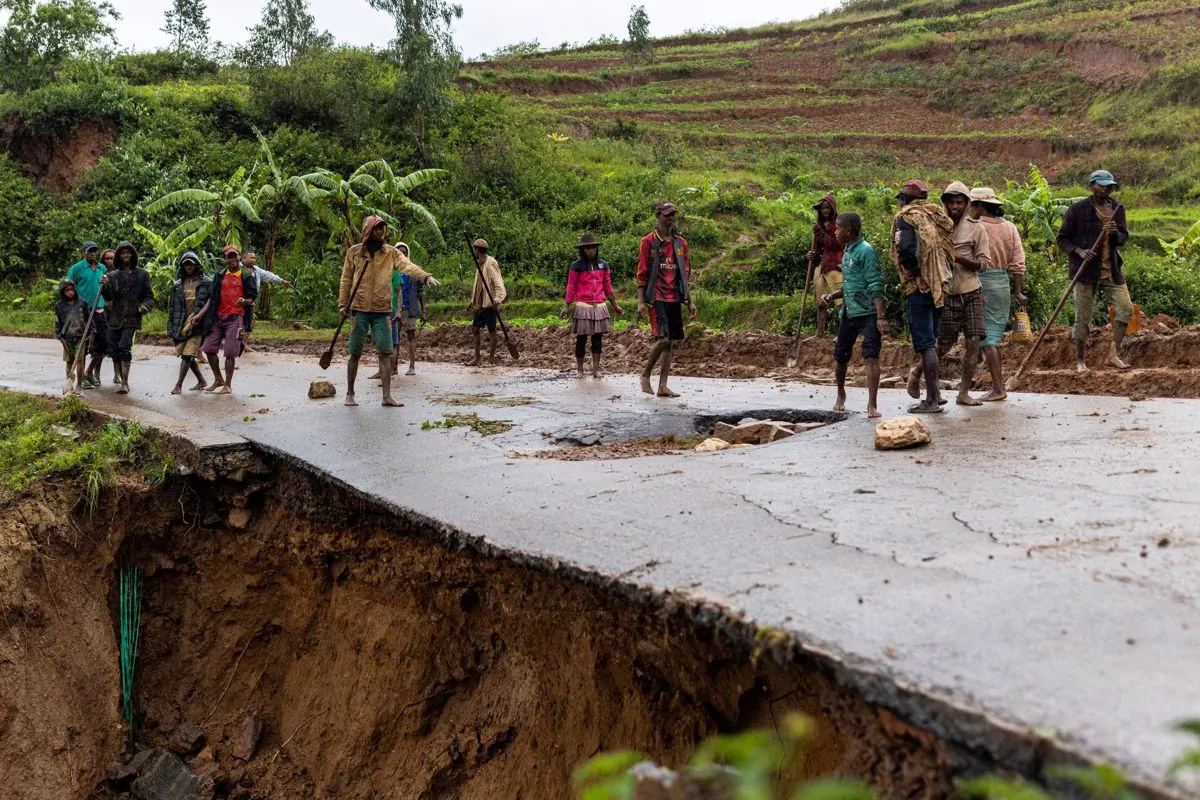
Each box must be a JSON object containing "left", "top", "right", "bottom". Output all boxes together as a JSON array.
[{"left": 464, "top": 0, "right": 1200, "bottom": 202}]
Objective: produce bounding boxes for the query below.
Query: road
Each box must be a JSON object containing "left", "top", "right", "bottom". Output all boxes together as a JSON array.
[{"left": 3, "top": 335, "right": 1198, "bottom": 794}]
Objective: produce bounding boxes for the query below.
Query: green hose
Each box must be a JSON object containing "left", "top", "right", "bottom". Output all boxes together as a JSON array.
[{"left": 119, "top": 564, "right": 142, "bottom": 746}]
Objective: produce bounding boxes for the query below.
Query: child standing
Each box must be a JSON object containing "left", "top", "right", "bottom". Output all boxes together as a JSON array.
[
  {"left": 54, "top": 279, "right": 89, "bottom": 393},
  {"left": 819, "top": 212, "right": 888, "bottom": 419}
]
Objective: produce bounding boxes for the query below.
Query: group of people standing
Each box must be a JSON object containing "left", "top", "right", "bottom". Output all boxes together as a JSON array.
[
  {"left": 57, "top": 241, "right": 293, "bottom": 396},
  {"left": 804, "top": 168, "right": 1132, "bottom": 416}
]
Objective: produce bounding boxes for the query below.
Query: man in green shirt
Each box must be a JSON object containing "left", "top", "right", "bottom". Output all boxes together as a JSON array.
[
  {"left": 819, "top": 212, "right": 888, "bottom": 419},
  {"left": 65, "top": 241, "right": 108, "bottom": 389}
]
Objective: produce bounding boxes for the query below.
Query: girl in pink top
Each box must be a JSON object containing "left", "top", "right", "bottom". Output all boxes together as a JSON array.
[{"left": 562, "top": 233, "right": 623, "bottom": 378}]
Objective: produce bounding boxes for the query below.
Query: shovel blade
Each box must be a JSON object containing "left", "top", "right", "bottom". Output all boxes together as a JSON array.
[{"left": 318, "top": 351, "right": 333, "bottom": 370}]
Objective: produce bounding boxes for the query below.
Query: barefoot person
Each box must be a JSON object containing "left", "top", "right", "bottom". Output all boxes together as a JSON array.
[
  {"left": 98, "top": 249, "right": 119, "bottom": 386},
  {"left": 936, "top": 181, "right": 991, "bottom": 407},
  {"left": 807, "top": 193, "right": 843, "bottom": 337},
  {"left": 53, "top": 279, "right": 89, "bottom": 393},
  {"left": 201, "top": 246, "right": 257, "bottom": 395},
  {"left": 1056, "top": 169, "right": 1133, "bottom": 372},
  {"left": 339, "top": 216, "right": 440, "bottom": 407},
  {"left": 892, "top": 180, "right": 954, "bottom": 414},
  {"left": 99, "top": 241, "right": 154, "bottom": 395},
  {"left": 561, "top": 233, "right": 622, "bottom": 378},
  {"left": 637, "top": 201, "right": 696, "bottom": 398},
  {"left": 65, "top": 242, "right": 106, "bottom": 389},
  {"left": 371, "top": 242, "right": 426, "bottom": 380},
  {"left": 466, "top": 239, "right": 506, "bottom": 367},
  {"left": 820, "top": 212, "right": 886, "bottom": 419},
  {"left": 970, "top": 187, "right": 1026, "bottom": 401},
  {"left": 167, "top": 251, "right": 212, "bottom": 394}
]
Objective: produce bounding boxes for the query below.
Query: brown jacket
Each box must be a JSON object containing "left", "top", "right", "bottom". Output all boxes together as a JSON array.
[
  {"left": 470, "top": 256, "right": 507, "bottom": 311},
  {"left": 339, "top": 216, "right": 430, "bottom": 314}
]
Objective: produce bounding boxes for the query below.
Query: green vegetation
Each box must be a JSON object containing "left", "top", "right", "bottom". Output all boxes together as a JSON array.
[
  {"left": 0, "top": 390, "right": 173, "bottom": 509},
  {"left": 574, "top": 713, "right": 1200, "bottom": 800},
  {"left": 421, "top": 412, "right": 513, "bottom": 436}
]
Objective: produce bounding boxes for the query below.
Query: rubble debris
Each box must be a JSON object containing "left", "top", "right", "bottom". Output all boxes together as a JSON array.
[
  {"left": 231, "top": 714, "right": 261, "bottom": 762},
  {"left": 128, "top": 748, "right": 214, "bottom": 800},
  {"left": 307, "top": 380, "right": 336, "bottom": 399},
  {"left": 875, "top": 417, "right": 932, "bottom": 451},
  {"left": 167, "top": 722, "right": 206, "bottom": 757}
]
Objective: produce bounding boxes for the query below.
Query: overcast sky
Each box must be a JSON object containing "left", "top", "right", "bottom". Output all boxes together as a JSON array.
[{"left": 102, "top": 0, "right": 837, "bottom": 58}]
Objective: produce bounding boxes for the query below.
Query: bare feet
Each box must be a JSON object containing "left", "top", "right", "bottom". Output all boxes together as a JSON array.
[
  {"left": 381, "top": 396, "right": 404, "bottom": 407},
  {"left": 206, "top": 381, "right": 225, "bottom": 393},
  {"left": 405, "top": 366, "right": 416, "bottom": 376},
  {"left": 1075, "top": 360, "right": 1089, "bottom": 374},
  {"left": 956, "top": 393, "right": 983, "bottom": 407},
  {"left": 657, "top": 387, "right": 680, "bottom": 398},
  {"left": 640, "top": 375, "right": 653, "bottom": 394},
  {"left": 592, "top": 371, "right": 601, "bottom": 379},
  {"left": 464, "top": 358, "right": 481, "bottom": 367},
  {"left": 170, "top": 386, "right": 182, "bottom": 395},
  {"left": 980, "top": 390, "right": 1007, "bottom": 402},
  {"left": 867, "top": 406, "right": 881, "bottom": 419},
  {"left": 218, "top": 385, "right": 232, "bottom": 395},
  {"left": 577, "top": 369, "right": 586, "bottom": 379},
  {"left": 190, "top": 380, "right": 207, "bottom": 391},
  {"left": 833, "top": 392, "right": 846, "bottom": 412},
  {"left": 1106, "top": 350, "right": 1131, "bottom": 370},
  {"left": 906, "top": 368, "right": 921, "bottom": 399},
  {"left": 117, "top": 384, "right": 129, "bottom": 395},
  {"left": 344, "top": 394, "right": 358, "bottom": 407}
]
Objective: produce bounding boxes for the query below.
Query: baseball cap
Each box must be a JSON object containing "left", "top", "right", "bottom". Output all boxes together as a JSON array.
[
  {"left": 1088, "top": 169, "right": 1118, "bottom": 187},
  {"left": 222, "top": 245, "right": 240, "bottom": 257},
  {"left": 655, "top": 201, "right": 677, "bottom": 215},
  {"left": 896, "top": 179, "right": 929, "bottom": 199},
  {"left": 82, "top": 241, "right": 100, "bottom": 252}
]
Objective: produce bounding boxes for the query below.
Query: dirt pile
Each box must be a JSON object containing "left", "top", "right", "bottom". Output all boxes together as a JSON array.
[{"left": 1, "top": 456, "right": 968, "bottom": 799}]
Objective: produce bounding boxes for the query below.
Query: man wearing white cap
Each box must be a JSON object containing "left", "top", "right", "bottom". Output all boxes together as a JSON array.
[
  {"left": 938, "top": 181, "right": 991, "bottom": 406},
  {"left": 1056, "top": 169, "right": 1133, "bottom": 372},
  {"left": 969, "top": 187, "right": 1025, "bottom": 401}
]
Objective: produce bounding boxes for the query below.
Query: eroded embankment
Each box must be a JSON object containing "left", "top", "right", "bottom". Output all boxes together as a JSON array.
[{"left": 3, "top": 451, "right": 1022, "bottom": 800}]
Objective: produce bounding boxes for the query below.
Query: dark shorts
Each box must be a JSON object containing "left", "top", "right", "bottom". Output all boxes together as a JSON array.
[
  {"left": 243, "top": 305, "right": 254, "bottom": 333},
  {"left": 651, "top": 301, "right": 684, "bottom": 341},
  {"left": 108, "top": 327, "right": 137, "bottom": 362},
  {"left": 906, "top": 291, "right": 943, "bottom": 354},
  {"left": 61, "top": 340, "right": 81, "bottom": 364},
  {"left": 89, "top": 311, "right": 109, "bottom": 357},
  {"left": 938, "top": 288, "right": 986, "bottom": 348},
  {"left": 834, "top": 312, "right": 882, "bottom": 364},
  {"left": 348, "top": 312, "right": 394, "bottom": 356},
  {"left": 202, "top": 314, "right": 244, "bottom": 358},
  {"left": 473, "top": 307, "right": 498, "bottom": 333}
]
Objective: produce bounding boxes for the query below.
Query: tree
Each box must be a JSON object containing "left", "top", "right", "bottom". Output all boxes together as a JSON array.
[
  {"left": 238, "top": 0, "right": 333, "bottom": 67},
  {"left": 364, "top": 0, "right": 463, "bottom": 160},
  {"left": 161, "top": 0, "right": 210, "bottom": 53},
  {"left": 250, "top": 130, "right": 325, "bottom": 316},
  {"left": 0, "top": 0, "right": 118, "bottom": 91},
  {"left": 626, "top": 4, "right": 651, "bottom": 66},
  {"left": 143, "top": 167, "right": 262, "bottom": 254}
]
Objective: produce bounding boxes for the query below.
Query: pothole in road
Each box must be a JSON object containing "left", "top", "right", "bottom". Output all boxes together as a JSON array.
[{"left": 523, "top": 409, "right": 848, "bottom": 460}]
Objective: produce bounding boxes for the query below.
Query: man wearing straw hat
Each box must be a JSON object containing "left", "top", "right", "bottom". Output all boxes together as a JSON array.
[
  {"left": 466, "top": 238, "right": 507, "bottom": 367},
  {"left": 1056, "top": 169, "right": 1133, "bottom": 373},
  {"left": 562, "top": 233, "right": 623, "bottom": 378},
  {"left": 970, "top": 186, "right": 1026, "bottom": 401}
]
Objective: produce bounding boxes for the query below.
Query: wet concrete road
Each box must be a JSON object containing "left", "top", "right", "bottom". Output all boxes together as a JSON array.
[{"left": 3, "top": 336, "right": 1198, "bottom": 792}]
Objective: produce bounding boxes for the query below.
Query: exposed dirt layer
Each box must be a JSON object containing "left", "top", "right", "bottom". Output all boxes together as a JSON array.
[
  {"left": 1, "top": 457, "right": 979, "bottom": 800},
  {"left": 512, "top": 434, "right": 706, "bottom": 461}
]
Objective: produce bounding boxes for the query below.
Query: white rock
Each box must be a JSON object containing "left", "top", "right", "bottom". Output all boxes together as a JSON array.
[
  {"left": 695, "top": 437, "right": 734, "bottom": 452},
  {"left": 874, "top": 416, "right": 931, "bottom": 451}
]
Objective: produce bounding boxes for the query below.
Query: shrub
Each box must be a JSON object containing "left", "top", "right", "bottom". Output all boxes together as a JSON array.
[
  {"left": 0, "top": 155, "right": 44, "bottom": 283},
  {"left": 1122, "top": 250, "right": 1200, "bottom": 324}
]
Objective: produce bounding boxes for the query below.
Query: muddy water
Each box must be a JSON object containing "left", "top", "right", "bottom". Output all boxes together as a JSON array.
[{"left": 3, "top": 459, "right": 959, "bottom": 800}]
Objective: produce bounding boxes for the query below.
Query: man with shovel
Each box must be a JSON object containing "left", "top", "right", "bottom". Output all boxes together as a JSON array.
[
  {"left": 466, "top": 239, "right": 507, "bottom": 367},
  {"left": 65, "top": 242, "right": 107, "bottom": 389},
  {"left": 1057, "top": 169, "right": 1133, "bottom": 373},
  {"left": 338, "top": 215, "right": 439, "bottom": 407}
]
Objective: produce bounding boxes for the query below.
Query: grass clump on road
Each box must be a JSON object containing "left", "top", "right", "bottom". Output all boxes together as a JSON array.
[
  {"left": 422, "top": 413, "right": 514, "bottom": 436},
  {"left": 0, "top": 389, "right": 172, "bottom": 510},
  {"left": 426, "top": 393, "right": 536, "bottom": 408}
]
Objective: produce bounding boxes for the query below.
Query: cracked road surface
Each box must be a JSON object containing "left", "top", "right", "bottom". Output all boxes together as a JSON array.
[{"left": 3, "top": 336, "right": 1198, "bottom": 792}]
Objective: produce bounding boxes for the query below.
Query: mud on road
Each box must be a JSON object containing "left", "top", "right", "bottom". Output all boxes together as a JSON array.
[
  {"left": 4, "top": 455, "right": 966, "bottom": 800},
  {"left": 157, "top": 320, "right": 1200, "bottom": 401}
]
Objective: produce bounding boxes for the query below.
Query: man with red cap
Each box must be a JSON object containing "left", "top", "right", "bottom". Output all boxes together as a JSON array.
[
  {"left": 201, "top": 245, "right": 257, "bottom": 394},
  {"left": 637, "top": 201, "right": 696, "bottom": 398},
  {"left": 892, "top": 179, "right": 955, "bottom": 413}
]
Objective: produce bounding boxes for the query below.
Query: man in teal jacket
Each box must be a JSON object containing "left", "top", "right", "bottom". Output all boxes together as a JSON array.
[{"left": 65, "top": 241, "right": 108, "bottom": 388}]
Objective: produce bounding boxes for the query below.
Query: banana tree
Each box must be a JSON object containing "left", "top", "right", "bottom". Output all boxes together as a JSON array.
[
  {"left": 1160, "top": 218, "right": 1200, "bottom": 259},
  {"left": 1001, "top": 164, "right": 1082, "bottom": 261},
  {"left": 347, "top": 160, "right": 447, "bottom": 244},
  {"left": 143, "top": 167, "right": 262, "bottom": 254},
  {"left": 251, "top": 130, "right": 326, "bottom": 317},
  {"left": 300, "top": 169, "right": 364, "bottom": 249}
]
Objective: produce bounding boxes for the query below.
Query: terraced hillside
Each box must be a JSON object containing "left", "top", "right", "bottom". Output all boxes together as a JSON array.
[{"left": 462, "top": 0, "right": 1200, "bottom": 197}]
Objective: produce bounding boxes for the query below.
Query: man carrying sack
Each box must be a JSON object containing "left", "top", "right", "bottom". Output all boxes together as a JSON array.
[{"left": 1056, "top": 169, "right": 1133, "bottom": 373}]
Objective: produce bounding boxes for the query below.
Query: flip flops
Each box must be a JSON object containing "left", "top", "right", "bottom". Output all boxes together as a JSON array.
[{"left": 907, "top": 401, "right": 943, "bottom": 414}]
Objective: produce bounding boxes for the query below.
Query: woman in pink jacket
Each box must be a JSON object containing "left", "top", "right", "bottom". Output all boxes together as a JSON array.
[{"left": 561, "top": 233, "right": 624, "bottom": 378}]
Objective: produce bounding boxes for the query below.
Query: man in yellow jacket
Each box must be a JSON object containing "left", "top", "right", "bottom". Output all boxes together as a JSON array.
[{"left": 339, "top": 215, "right": 440, "bottom": 407}]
